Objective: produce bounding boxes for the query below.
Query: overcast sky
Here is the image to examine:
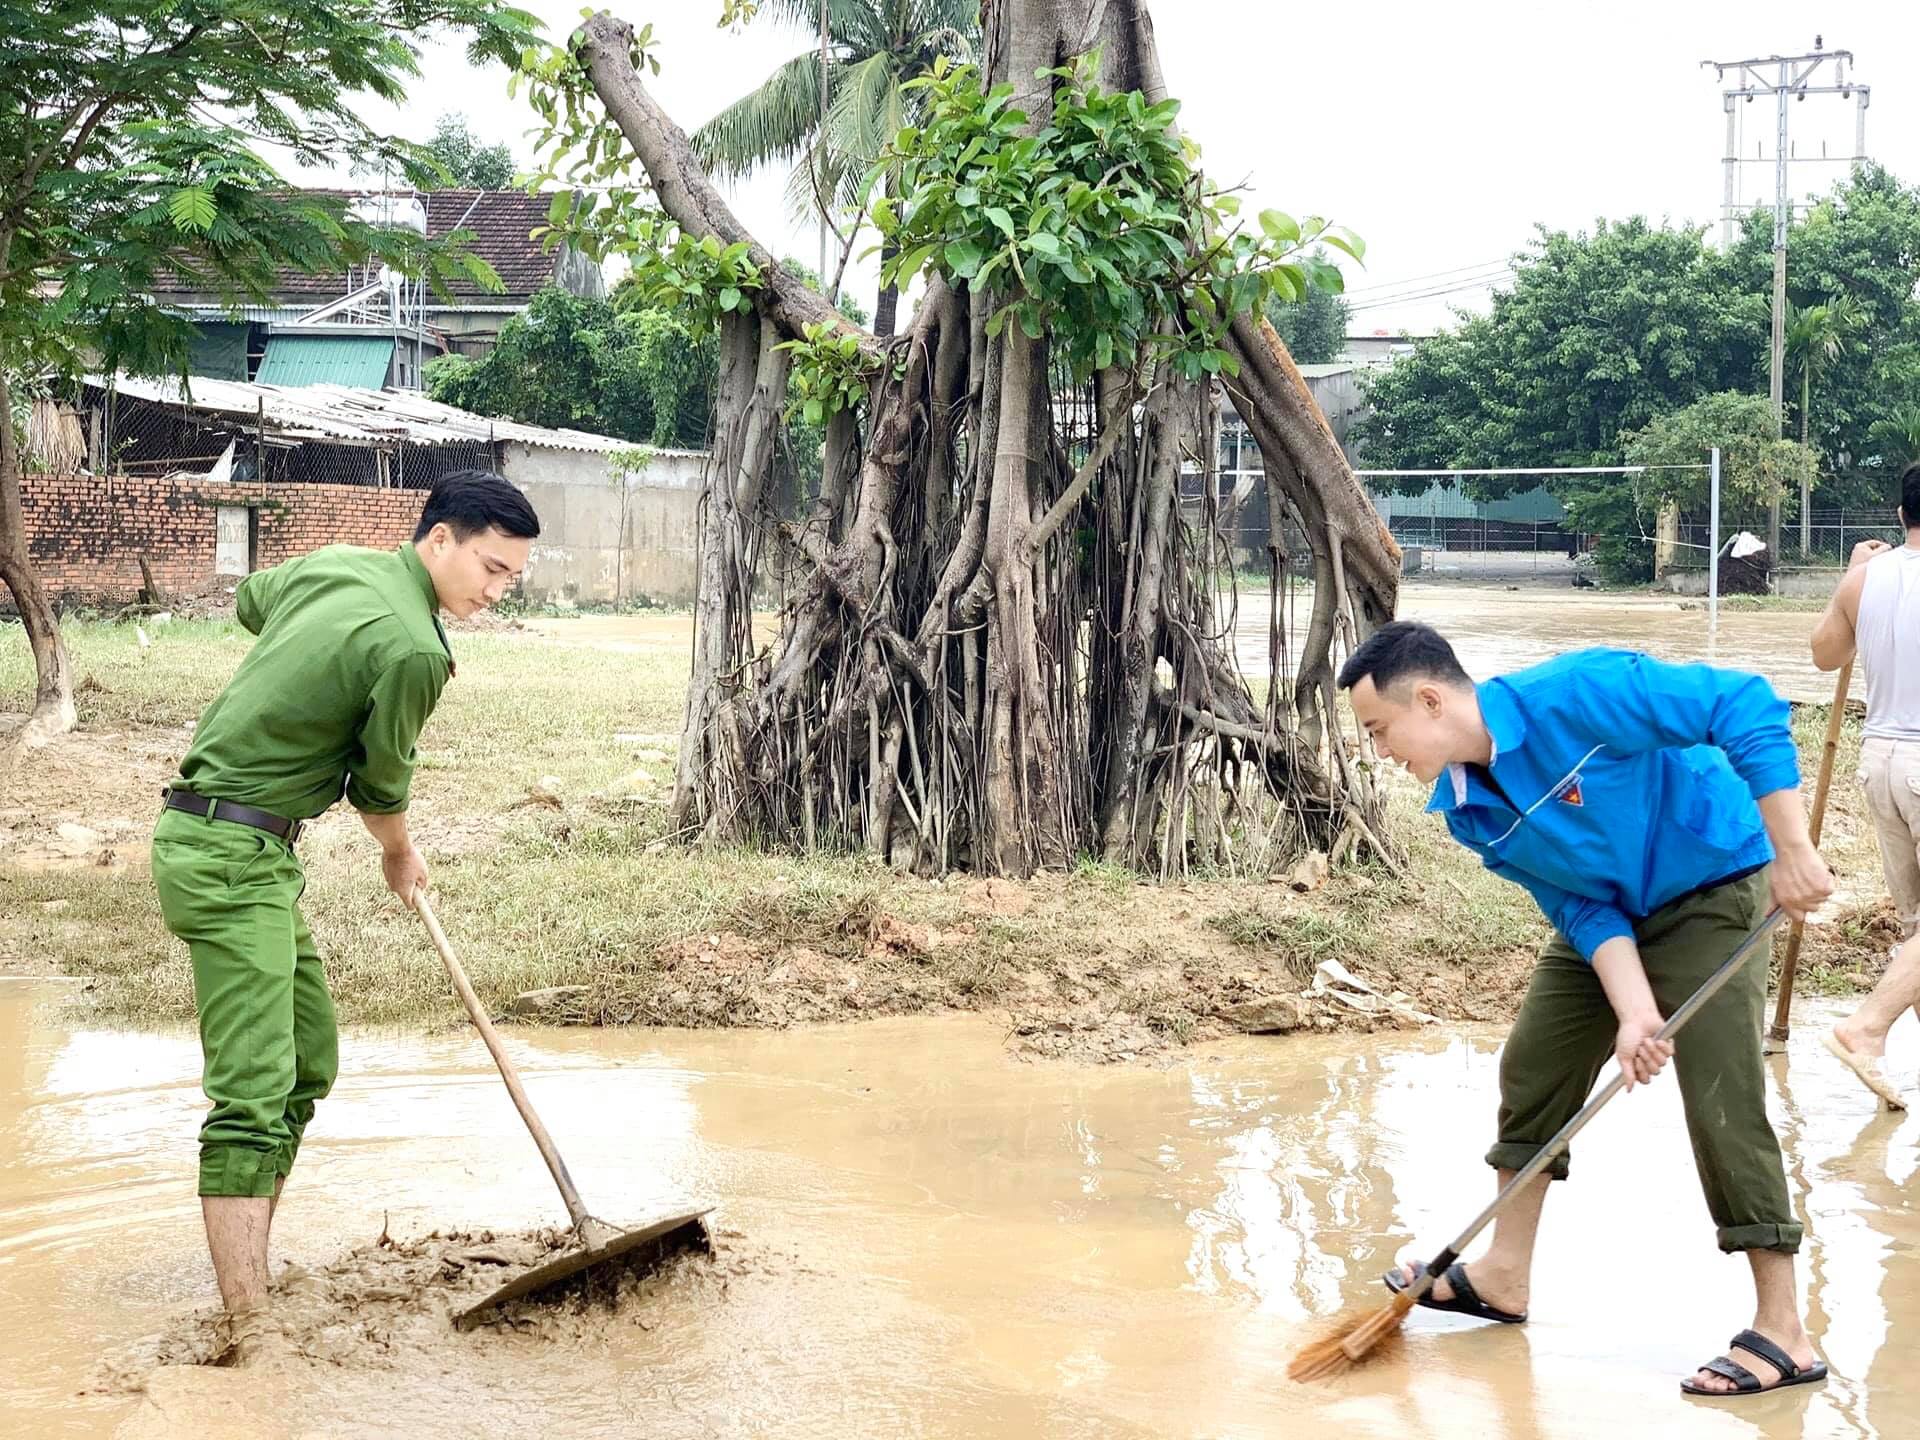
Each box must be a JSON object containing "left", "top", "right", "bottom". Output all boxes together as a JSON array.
[{"left": 299, "top": 0, "right": 1920, "bottom": 337}]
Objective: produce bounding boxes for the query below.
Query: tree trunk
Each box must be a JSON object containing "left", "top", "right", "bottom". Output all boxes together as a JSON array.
[
  {"left": 873, "top": 237, "right": 900, "bottom": 338},
  {"left": 578, "top": 2, "right": 1401, "bottom": 879},
  {"left": 671, "top": 309, "right": 790, "bottom": 837},
  {"left": 0, "top": 364, "right": 76, "bottom": 742}
]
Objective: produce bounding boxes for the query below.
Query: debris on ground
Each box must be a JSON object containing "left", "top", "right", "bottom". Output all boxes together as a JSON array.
[{"left": 94, "top": 1223, "right": 732, "bottom": 1391}]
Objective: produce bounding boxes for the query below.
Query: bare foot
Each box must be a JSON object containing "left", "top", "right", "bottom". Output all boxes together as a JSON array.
[
  {"left": 1686, "top": 1326, "right": 1817, "bottom": 1394},
  {"left": 208, "top": 1306, "right": 292, "bottom": 1369},
  {"left": 1396, "top": 1261, "right": 1529, "bottom": 1318},
  {"left": 1832, "top": 1017, "right": 1887, "bottom": 1062},
  {"left": 1823, "top": 1026, "right": 1907, "bottom": 1111}
]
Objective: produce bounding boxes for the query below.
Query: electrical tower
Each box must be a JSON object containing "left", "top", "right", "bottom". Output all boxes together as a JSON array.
[{"left": 1702, "top": 40, "right": 1870, "bottom": 562}]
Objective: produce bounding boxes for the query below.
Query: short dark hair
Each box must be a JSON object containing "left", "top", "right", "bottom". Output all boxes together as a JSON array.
[
  {"left": 1337, "top": 620, "right": 1473, "bottom": 694},
  {"left": 415, "top": 470, "right": 541, "bottom": 542},
  {"left": 1902, "top": 462, "right": 1920, "bottom": 531}
]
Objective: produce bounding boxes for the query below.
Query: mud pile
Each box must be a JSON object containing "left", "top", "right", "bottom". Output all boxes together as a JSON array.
[{"left": 98, "top": 1222, "right": 721, "bottom": 1384}]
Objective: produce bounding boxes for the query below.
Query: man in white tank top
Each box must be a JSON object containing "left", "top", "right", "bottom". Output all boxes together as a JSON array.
[{"left": 1809, "top": 460, "right": 1920, "bottom": 1109}]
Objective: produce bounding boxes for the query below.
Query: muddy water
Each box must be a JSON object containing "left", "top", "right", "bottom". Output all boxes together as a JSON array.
[
  {"left": 1228, "top": 584, "right": 1837, "bottom": 704},
  {"left": 519, "top": 587, "right": 1841, "bottom": 707},
  {"left": 4, "top": 979, "right": 1917, "bottom": 1439}
]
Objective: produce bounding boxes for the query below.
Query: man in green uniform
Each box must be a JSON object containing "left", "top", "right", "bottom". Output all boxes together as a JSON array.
[{"left": 150, "top": 470, "right": 539, "bottom": 1324}]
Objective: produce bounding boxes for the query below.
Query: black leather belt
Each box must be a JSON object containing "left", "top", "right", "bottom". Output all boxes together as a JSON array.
[{"left": 162, "top": 787, "right": 305, "bottom": 844}]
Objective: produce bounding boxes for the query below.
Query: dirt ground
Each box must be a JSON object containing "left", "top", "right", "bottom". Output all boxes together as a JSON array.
[
  {"left": 0, "top": 709, "right": 1548, "bottom": 1061},
  {"left": 0, "top": 598, "right": 1898, "bottom": 1061}
]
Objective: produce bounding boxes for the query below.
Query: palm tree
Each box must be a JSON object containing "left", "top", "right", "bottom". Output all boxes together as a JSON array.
[
  {"left": 1785, "top": 294, "right": 1867, "bottom": 553},
  {"left": 1869, "top": 403, "right": 1920, "bottom": 473},
  {"left": 1786, "top": 295, "right": 1867, "bottom": 449},
  {"left": 692, "top": 0, "right": 979, "bottom": 336}
]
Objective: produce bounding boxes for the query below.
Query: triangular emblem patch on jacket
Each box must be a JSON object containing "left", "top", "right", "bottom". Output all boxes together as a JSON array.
[{"left": 1558, "top": 779, "right": 1584, "bottom": 807}]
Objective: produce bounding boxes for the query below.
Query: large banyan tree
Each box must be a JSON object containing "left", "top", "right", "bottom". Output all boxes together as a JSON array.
[{"left": 523, "top": 1, "right": 1400, "bottom": 878}]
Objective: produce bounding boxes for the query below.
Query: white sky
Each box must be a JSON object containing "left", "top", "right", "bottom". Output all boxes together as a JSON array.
[{"left": 293, "top": 0, "right": 1920, "bottom": 337}]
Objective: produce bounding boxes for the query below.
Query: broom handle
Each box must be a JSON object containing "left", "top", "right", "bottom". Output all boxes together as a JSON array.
[
  {"left": 1412, "top": 907, "right": 1786, "bottom": 1296},
  {"left": 413, "top": 892, "right": 594, "bottom": 1231},
  {"left": 1769, "top": 660, "right": 1853, "bottom": 1042}
]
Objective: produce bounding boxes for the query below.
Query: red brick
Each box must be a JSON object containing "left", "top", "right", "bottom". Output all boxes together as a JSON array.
[{"left": 15, "top": 472, "right": 426, "bottom": 608}]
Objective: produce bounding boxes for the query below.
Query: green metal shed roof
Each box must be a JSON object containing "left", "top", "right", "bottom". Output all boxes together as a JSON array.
[{"left": 255, "top": 335, "right": 394, "bottom": 389}]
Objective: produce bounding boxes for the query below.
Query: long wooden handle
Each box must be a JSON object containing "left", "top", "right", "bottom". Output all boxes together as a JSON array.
[
  {"left": 414, "top": 893, "right": 593, "bottom": 1230},
  {"left": 1407, "top": 909, "right": 1786, "bottom": 1304},
  {"left": 1769, "top": 660, "right": 1854, "bottom": 1042}
]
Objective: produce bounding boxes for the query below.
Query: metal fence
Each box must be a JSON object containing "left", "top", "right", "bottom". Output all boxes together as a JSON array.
[{"left": 1673, "top": 509, "right": 1904, "bottom": 571}]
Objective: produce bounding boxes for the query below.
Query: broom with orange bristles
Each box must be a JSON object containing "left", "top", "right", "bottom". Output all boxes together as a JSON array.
[{"left": 1289, "top": 907, "right": 1787, "bottom": 1383}]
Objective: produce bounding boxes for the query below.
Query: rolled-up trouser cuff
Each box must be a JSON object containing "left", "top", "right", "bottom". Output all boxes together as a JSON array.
[
  {"left": 199, "top": 1143, "right": 281, "bottom": 1198},
  {"left": 1717, "top": 1222, "right": 1802, "bottom": 1254},
  {"left": 1485, "top": 1141, "right": 1571, "bottom": 1180}
]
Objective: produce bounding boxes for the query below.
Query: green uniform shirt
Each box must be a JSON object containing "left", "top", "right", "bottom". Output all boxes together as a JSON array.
[{"left": 173, "top": 544, "right": 453, "bottom": 820}]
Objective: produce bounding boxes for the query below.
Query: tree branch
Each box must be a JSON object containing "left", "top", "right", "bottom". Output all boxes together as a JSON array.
[{"left": 575, "top": 13, "right": 873, "bottom": 354}]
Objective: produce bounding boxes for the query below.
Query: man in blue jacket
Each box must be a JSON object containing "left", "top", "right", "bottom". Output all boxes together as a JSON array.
[{"left": 1340, "top": 621, "right": 1833, "bottom": 1399}]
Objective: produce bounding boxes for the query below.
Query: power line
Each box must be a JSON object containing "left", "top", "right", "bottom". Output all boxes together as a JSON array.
[
  {"left": 1343, "top": 259, "right": 1514, "bottom": 295},
  {"left": 1702, "top": 38, "right": 1872, "bottom": 561},
  {"left": 1346, "top": 272, "right": 1514, "bottom": 313},
  {"left": 1342, "top": 266, "right": 1513, "bottom": 306}
]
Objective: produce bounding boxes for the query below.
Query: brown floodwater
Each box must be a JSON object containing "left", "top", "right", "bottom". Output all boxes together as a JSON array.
[
  {"left": 1226, "top": 583, "right": 1842, "bottom": 705},
  {"left": 2, "top": 977, "right": 1915, "bottom": 1439},
  {"left": 516, "top": 583, "right": 1843, "bottom": 706}
]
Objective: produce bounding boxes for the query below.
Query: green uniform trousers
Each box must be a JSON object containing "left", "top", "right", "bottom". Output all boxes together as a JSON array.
[
  {"left": 1488, "top": 868, "right": 1801, "bottom": 1254},
  {"left": 151, "top": 806, "right": 339, "bottom": 1198}
]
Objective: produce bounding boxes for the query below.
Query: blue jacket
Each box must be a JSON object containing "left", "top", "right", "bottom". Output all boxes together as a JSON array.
[{"left": 1429, "top": 649, "right": 1800, "bottom": 962}]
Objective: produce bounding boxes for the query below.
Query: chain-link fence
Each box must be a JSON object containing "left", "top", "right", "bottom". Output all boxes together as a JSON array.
[
  {"left": 85, "top": 386, "right": 496, "bottom": 489},
  {"left": 1674, "top": 508, "right": 1904, "bottom": 571}
]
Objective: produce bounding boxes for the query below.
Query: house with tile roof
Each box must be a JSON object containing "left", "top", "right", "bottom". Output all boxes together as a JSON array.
[{"left": 151, "top": 189, "right": 605, "bottom": 390}]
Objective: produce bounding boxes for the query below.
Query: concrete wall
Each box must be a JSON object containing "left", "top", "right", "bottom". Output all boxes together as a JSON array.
[
  {"left": 1662, "top": 566, "right": 1842, "bottom": 599},
  {"left": 501, "top": 442, "right": 707, "bottom": 606},
  {"left": 1301, "top": 369, "right": 1366, "bottom": 463}
]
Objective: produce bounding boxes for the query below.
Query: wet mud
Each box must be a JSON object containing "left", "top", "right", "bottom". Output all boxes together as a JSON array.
[{"left": 3, "top": 978, "right": 1917, "bottom": 1439}]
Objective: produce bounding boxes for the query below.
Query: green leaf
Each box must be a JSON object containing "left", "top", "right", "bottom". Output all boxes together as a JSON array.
[
  {"left": 1321, "top": 227, "right": 1367, "bottom": 263},
  {"left": 945, "top": 239, "right": 985, "bottom": 279},
  {"left": 985, "top": 206, "right": 1016, "bottom": 239},
  {"left": 719, "top": 286, "right": 741, "bottom": 312},
  {"left": 1026, "top": 231, "right": 1062, "bottom": 257},
  {"left": 1258, "top": 209, "right": 1300, "bottom": 245},
  {"left": 803, "top": 398, "right": 824, "bottom": 425},
  {"left": 1095, "top": 331, "right": 1113, "bottom": 371},
  {"left": 548, "top": 190, "right": 572, "bottom": 226},
  {"left": 168, "top": 187, "right": 216, "bottom": 233},
  {"left": 897, "top": 241, "right": 938, "bottom": 282}
]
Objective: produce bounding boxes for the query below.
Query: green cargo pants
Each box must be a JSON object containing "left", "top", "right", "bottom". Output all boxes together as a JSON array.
[
  {"left": 1489, "top": 868, "right": 1801, "bottom": 1255},
  {"left": 151, "top": 806, "right": 338, "bottom": 1198}
]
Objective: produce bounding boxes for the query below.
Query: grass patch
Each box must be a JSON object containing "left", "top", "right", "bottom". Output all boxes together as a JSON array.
[{"left": 2, "top": 612, "right": 1896, "bottom": 1039}]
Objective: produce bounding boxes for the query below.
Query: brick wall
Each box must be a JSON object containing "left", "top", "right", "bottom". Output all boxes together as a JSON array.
[{"left": 17, "top": 472, "right": 426, "bottom": 607}]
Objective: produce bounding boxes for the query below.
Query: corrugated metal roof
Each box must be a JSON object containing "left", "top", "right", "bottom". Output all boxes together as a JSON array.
[
  {"left": 255, "top": 335, "right": 394, "bottom": 389},
  {"left": 84, "top": 373, "right": 708, "bottom": 457}
]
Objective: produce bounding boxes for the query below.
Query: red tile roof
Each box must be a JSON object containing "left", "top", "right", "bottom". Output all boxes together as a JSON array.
[{"left": 153, "top": 189, "right": 565, "bottom": 301}]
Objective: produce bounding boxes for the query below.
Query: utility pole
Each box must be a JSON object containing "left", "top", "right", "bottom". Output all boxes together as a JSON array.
[
  {"left": 818, "top": 2, "right": 831, "bottom": 282},
  {"left": 1703, "top": 40, "right": 1869, "bottom": 570}
]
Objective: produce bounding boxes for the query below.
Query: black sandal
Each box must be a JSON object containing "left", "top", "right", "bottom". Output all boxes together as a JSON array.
[
  {"left": 1381, "top": 1259, "right": 1527, "bottom": 1324},
  {"left": 1679, "top": 1329, "right": 1828, "bottom": 1398}
]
